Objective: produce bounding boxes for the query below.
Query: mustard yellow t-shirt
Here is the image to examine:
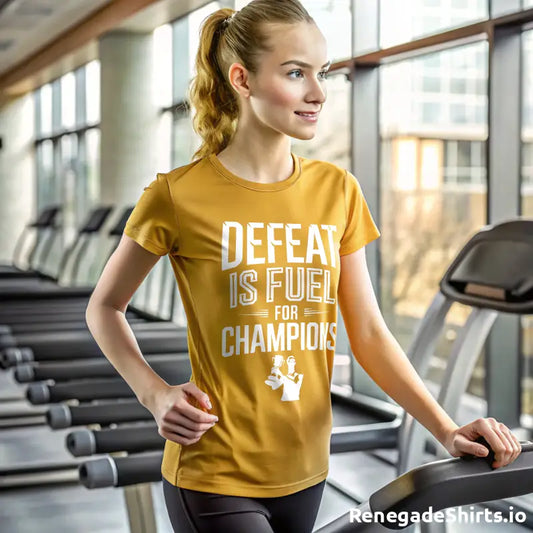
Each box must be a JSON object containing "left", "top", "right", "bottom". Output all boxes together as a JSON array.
[{"left": 124, "top": 152, "right": 380, "bottom": 497}]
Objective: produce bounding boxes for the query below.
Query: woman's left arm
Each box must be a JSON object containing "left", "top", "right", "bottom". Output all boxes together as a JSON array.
[{"left": 337, "top": 247, "right": 522, "bottom": 468}]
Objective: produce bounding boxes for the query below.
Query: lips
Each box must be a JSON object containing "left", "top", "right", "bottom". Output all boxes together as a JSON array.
[{"left": 295, "top": 111, "right": 319, "bottom": 117}]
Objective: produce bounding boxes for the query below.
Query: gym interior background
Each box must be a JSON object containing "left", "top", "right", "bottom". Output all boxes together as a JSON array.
[{"left": 0, "top": 0, "right": 532, "bottom": 532}]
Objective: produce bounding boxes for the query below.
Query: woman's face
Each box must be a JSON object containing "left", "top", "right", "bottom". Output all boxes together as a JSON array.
[{"left": 244, "top": 21, "right": 329, "bottom": 140}]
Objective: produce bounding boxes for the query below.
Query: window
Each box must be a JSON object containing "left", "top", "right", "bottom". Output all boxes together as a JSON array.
[
  {"left": 450, "top": 78, "right": 467, "bottom": 94},
  {"left": 233, "top": 0, "right": 352, "bottom": 58},
  {"left": 61, "top": 72, "right": 76, "bottom": 130},
  {"left": 38, "top": 84, "right": 52, "bottom": 136},
  {"left": 422, "top": 102, "right": 442, "bottom": 123},
  {"left": 86, "top": 60, "right": 100, "bottom": 124},
  {"left": 380, "top": 0, "right": 488, "bottom": 49},
  {"left": 423, "top": 77, "right": 442, "bottom": 92},
  {"left": 153, "top": 24, "right": 173, "bottom": 108},
  {"left": 523, "top": 143, "right": 533, "bottom": 188},
  {"left": 521, "top": 29, "right": 533, "bottom": 420},
  {"left": 36, "top": 140, "right": 55, "bottom": 209},
  {"left": 443, "top": 140, "right": 486, "bottom": 186},
  {"left": 450, "top": 103, "right": 468, "bottom": 123},
  {"left": 301, "top": 0, "right": 352, "bottom": 59},
  {"left": 380, "top": 42, "right": 488, "bottom": 400},
  {"left": 34, "top": 62, "right": 101, "bottom": 279}
]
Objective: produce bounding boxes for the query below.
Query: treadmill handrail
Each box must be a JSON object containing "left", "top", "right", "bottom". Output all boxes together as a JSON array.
[
  {"left": 370, "top": 441, "right": 533, "bottom": 522},
  {"left": 315, "top": 443, "right": 533, "bottom": 532}
]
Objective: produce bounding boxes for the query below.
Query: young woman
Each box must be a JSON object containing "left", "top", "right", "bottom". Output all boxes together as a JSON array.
[{"left": 85, "top": 1, "right": 522, "bottom": 532}]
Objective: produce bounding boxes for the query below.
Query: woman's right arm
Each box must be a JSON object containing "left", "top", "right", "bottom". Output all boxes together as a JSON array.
[{"left": 85, "top": 234, "right": 218, "bottom": 445}]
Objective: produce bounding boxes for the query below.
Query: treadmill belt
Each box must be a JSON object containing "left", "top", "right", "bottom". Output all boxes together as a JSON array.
[{"left": 331, "top": 398, "right": 393, "bottom": 427}]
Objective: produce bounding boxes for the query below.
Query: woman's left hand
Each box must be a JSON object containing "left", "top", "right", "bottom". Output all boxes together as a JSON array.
[{"left": 442, "top": 417, "right": 522, "bottom": 468}]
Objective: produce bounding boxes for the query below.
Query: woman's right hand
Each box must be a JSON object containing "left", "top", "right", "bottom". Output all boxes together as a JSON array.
[{"left": 148, "top": 382, "right": 219, "bottom": 446}]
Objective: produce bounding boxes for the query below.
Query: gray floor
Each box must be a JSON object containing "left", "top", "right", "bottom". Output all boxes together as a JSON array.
[{"left": 1, "top": 370, "right": 531, "bottom": 532}]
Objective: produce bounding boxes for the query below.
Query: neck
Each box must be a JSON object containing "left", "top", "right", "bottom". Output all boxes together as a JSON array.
[{"left": 215, "top": 125, "right": 293, "bottom": 185}]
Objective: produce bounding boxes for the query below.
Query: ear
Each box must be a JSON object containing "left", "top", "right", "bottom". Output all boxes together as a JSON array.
[{"left": 228, "top": 62, "right": 251, "bottom": 98}]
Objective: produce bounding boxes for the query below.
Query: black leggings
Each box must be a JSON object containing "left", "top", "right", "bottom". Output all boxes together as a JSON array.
[{"left": 162, "top": 477, "right": 326, "bottom": 533}]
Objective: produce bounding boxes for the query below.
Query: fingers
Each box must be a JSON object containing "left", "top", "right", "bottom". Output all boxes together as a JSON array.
[
  {"left": 496, "top": 422, "right": 522, "bottom": 465},
  {"left": 159, "top": 386, "right": 219, "bottom": 446},
  {"left": 159, "top": 417, "right": 217, "bottom": 446},
  {"left": 471, "top": 418, "right": 522, "bottom": 468},
  {"left": 164, "top": 384, "right": 219, "bottom": 425},
  {"left": 159, "top": 405, "right": 217, "bottom": 445},
  {"left": 181, "top": 382, "right": 213, "bottom": 410},
  {"left": 454, "top": 434, "right": 488, "bottom": 458},
  {"left": 163, "top": 408, "right": 216, "bottom": 432},
  {"left": 174, "top": 397, "right": 219, "bottom": 425}
]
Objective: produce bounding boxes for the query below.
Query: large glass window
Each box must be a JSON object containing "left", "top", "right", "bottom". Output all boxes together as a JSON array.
[
  {"left": 34, "top": 61, "right": 101, "bottom": 279},
  {"left": 443, "top": 140, "right": 486, "bottom": 187},
  {"left": 153, "top": 24, "right": 173, "bottom": 109},
  {"left": 36, "top": 139, "right": 55, "bottom": 209},
  {"left": 85, "top": 129, "right": 101, "bottom": 208},
  {"left": 86, "top": 60, "right": 100, "bottom": 124},
  {"left": 60, "top": 133, "right": 78, "bottom": 244},
  {"left": 380, "top": 41, "right": 488, "bottom": 399},
  {"left": 521, "top": 29, "right": 533, "bottom": 421},
  {"left": 522, "top": 30, "right": 533, "bottom": 213},
  {"left": 38, "top": 84, "right": 52, "bottom": 137},
  {"left": 302, "top": 0, "right": 352, "bottom": 59},
  {"left": 61, "top": 72, "right": 76, "bottom": 130},
  {"left": 380, "top": 0, "right": 488, "bottom": 49},
  {"left": 235, "top": 0, "right": 351, "bottom": 58},
  {"left": 153, "top": 23, "right": 173, "bottom": 172}
]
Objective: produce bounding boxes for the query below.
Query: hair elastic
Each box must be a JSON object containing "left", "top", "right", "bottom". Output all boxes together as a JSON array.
[{"left": 222, "top": 12, "right": 236, "bottom": 28}]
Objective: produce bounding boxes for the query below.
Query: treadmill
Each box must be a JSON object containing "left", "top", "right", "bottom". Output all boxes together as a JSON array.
[
  {"left": 0, "top": 207, "right": 133, "bottom": 324},
  {"left": 0, "top": 206, "right": 114, "bottom": 298},
  {"left": 0, "top": 205, "right": 62, "bottom": 279}
]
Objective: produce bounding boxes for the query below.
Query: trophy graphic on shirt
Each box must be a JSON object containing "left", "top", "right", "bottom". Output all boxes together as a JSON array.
[{"left": 265, "top": 355, "right": 304, "bottom": 401}]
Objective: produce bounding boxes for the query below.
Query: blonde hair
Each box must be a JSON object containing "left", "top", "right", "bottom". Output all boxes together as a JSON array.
[{"left": 188, "top": 0, "right": 314, "bottom": 161}]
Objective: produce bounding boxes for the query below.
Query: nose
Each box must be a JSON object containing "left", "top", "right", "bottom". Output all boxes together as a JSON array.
[{"left": 306, "top": 76, "right": 327, "bottom": 106}]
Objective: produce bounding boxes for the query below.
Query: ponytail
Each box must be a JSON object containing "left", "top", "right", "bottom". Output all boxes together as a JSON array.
[
  {"left": 189, "top": 8, "right": 239, "bottom": 161},
  {"left": 188, "top": 1, "right": 314, "bottom": 161}
]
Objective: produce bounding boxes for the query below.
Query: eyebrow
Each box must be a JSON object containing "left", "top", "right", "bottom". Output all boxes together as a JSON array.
[{"left": 280, "top": 60, "right": 331, "bottom": 69}]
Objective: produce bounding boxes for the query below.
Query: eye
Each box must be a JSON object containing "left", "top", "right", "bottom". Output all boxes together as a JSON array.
[
  {"left": 288, "top": 69, "right": 304, "bottom": 78},
  {"left": 287, "top": 69, "right": 330, "bottom": 80}
]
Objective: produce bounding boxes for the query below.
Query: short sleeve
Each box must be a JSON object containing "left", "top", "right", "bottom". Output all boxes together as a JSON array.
[
  {"left": 339, "top": 170, "right": 380, "bottom": 256},
  {"left": 123, "top": 173, "right": 179, "bottom": 256}
]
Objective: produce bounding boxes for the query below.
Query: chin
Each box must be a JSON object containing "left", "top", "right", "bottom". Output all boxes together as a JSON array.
[{"left": 290, "top": 130, "right": 317, "bottom": 141}]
